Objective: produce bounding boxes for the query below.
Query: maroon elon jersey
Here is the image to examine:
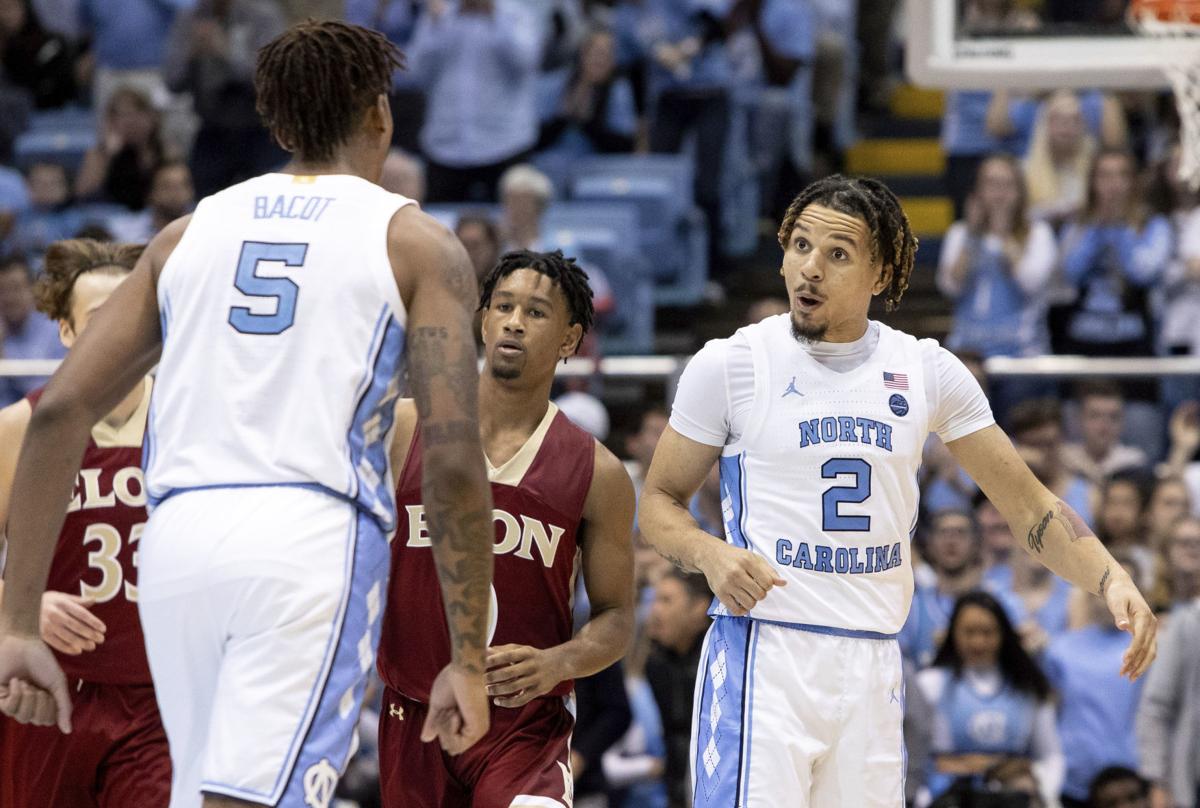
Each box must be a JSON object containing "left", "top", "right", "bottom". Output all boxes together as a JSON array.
[
  {"left": 377, "top": 404, "right": 595, "bottom": 702},
  {"left": 26, "top": 383, "right": 152, "bottom": 685}
]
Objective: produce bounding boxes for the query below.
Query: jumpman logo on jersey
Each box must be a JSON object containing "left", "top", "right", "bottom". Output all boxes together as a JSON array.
[
  {"left": 889, "top": 687, "right": 900, "bottom": 705},
  {"left": 389, "top": 703, "right": 404, "bottom": 720},
  {"left": 781, "top": 376, "right": 804, "bottom": 398}
]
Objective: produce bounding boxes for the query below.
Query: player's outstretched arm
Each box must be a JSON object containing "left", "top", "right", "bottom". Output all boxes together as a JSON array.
[
  {"left": 487, "top": 443, "right": 636, "bottom": 708},
  {"left": 390, "top": 207, "right": 493, "bottom": 753},
  {"left": 640, "top": 426, "right": 785, "bottom": 616},
  {"left": 948, "top": 424, "right": 1157, "bottom": 680},
  {"left": 0, "top": 219, "right": 181, "bottom": 732}
]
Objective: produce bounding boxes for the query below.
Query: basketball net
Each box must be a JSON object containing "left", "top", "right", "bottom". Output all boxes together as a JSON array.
[{"left": 1132, "top": 0, "right": 1200, "bottom": 188}]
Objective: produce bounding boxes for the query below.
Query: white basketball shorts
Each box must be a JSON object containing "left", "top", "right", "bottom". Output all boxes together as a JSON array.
[
  {"left": 137, "top": 486, "right": 390, "bottom": 808},
  {"left": 691, "top": 617, "right": 905, "bottom": 808}
]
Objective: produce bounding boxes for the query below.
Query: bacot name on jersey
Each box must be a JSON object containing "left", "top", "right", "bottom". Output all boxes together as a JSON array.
[{"left": 404, "top": 505, "right": 566, "bottom": 567}]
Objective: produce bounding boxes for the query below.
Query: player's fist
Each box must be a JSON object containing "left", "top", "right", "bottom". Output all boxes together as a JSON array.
[
  {"left": 485, "top": 644, "right": 566, "bottom": 708},
  {"left": 0, "top": 631, "right": 71, "bottom": 733},
  {"left": 698, "top": 542, "right": 786, "bottom": 617},
  {"left": 41, "top": 593, "right": 106, "bottom": 656},
  {"left": 421, "top": 661, "right": 489, "bottom": 755}
]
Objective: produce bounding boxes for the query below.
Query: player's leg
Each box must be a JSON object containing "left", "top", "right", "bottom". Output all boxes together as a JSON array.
[
  {"left": 809, "top": 637, "right": 905, "bottom": 808},
  {"left": 93, "top": 683, "right": 171, "bottom": 808},
  {"left": 736, "top": 624, "right": 842, "bottom": 808},
  {"left": 0, "top": 708, "right": 97, "bottom": 808},
  {"left": 377, "top": 689, "right": 458, "bottom": 808},
  {"left": 467, "top": 698, "right": 575, "bottom": 808},
  {"left": 140, "top": 488, "right": 390, "bottom": 808}
]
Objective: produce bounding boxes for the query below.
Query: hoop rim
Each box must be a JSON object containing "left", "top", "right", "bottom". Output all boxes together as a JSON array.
[{"left": 1131, "top": 0, "right": 1200, "bottom": 33}]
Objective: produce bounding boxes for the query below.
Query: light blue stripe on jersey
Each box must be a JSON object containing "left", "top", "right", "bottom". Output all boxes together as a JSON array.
[
  {"left": 142, "top": 294, "right": 171, "bottom": 489},
  {"left": 718, "top": 454, "right": 748, "bottom": 550},
  {"left": 346, "top": 309, "right": 405, "bottom": 531},
  {"left": 693, "top": 616, "right": 753, "bottom": 808}
]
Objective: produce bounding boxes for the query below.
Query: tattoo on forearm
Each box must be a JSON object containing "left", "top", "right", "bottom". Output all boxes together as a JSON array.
[
  {"left": 1027, "top": 509, "right": 1052, "bottom": 554},
  {"left": 661, "top": 549, "right": 699, "bottom": 574},
  {"left": 1099, "top": 566, "right": 1111, "bottom": 597},
  {"left": 426, "top": 488, "right": 493, "bottom": 674},
  {"left": 1028, "top": 500, "right": 1091, "bottom": 554}
]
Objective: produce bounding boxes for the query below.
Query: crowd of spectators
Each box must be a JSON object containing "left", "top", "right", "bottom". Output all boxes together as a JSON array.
[{"left": 3, "top": 2, "right": 1200, "bottom": 808}]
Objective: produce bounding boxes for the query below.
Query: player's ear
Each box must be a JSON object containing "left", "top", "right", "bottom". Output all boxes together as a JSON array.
[
  {"left": 872, "top": 262, "right": 893, "bottom": 296},
  {"left": 368, "top": 93, "right": 391, "bottom": 138},
  {"left": 58, "top": 318, "right": 76, "bottom": 349},
  {"left": 560, "top": 323, "right": 583, "bottom": 360}
]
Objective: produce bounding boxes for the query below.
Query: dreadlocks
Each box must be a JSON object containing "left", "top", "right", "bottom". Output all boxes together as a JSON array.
[
  {"left": 777, "top": 175, "right": 919, "bottom": 312},
  {"left": 255, "top": 20, "right": 403, "bottom": 164},
  {"left": 479, "top": 250, "right": 595, "bottom": 353}
]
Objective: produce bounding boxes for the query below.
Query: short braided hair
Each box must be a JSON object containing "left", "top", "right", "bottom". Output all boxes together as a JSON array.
[
  {"left": 776, "top": 175, "right": 919, "bottom": 311},
  {"left": 255, "top": 20, "right": 403, "bottom": 163},
  {"left": 479, "top": 250, "right": 594, "bottom": 353}
]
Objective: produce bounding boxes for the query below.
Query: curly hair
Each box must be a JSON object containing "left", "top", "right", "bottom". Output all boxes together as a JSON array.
[
  {"left": 34, "top": 239, "right": 144, "bottom": 324},
  {"left": 255, "top": 20, "right": 403, "bottom": 163},
  {"left": 478, "top": 249, "right": 594, "bottom": 353},
  {"left": 776, "top": 175, "right": 919, "bottom": 311}
]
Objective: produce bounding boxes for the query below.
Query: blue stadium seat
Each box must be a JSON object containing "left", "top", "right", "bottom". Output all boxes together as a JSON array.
[
  {"left": 541, "top": 201, "right": 654, "bottom": 355},
  {"left": 14, "top": 126, "right": 95, "bottom": 173},
  {"left": 566, "top": 154, "right": 708, "bottom": 306}
]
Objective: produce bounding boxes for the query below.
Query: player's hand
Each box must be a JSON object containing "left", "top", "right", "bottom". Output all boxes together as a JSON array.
[
  {"left": 698, "top": 542, "right": 785, "bottom": 617},
  {"left": 421, "top": 661, "right": 489, "bottom": 755},
  {"left": 0, "top": 632, "right": 71, "bottom": 732},
  {"left": 485, "top": 644, "right": 565, "bottom": 709},
  {"left": 1104, "top": 570, "right": 1157, "bottom": 680},
  {"left": 41, "top": 593, "right": 106, "bottom": 656}
]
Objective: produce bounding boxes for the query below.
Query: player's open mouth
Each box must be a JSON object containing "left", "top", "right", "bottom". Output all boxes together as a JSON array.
[
  {"left": 795, "top": 294, "right": 823, "bottom": 313},
  {"left": 497, "top": 340, "right": 525, "bottom": 356}
]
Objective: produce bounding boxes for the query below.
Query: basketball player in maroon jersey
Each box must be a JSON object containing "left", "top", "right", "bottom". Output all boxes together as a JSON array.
[
  {"left": 0, "top": 239, "right": 169, "bottom": 806},
  {"left": 376, "top": 249, "right": 636, "bottom": 808}
]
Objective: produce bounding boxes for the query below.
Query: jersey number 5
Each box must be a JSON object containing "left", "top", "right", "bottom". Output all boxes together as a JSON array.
[
  {"left": 821, "top": 458, "right": 872, "bottom": 532},
  {"left": 229, "top": 241, "right": 308, "bottom": 335}
]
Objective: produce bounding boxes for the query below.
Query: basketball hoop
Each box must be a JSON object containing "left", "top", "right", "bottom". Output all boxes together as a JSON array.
[{"left": 1131, "top": 0, "right": 1200, "bottom": 187}]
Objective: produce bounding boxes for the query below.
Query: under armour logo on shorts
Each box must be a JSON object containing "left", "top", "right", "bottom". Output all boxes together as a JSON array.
[
  {"left": 389, "top": 702, "right": 405, "bottom": 720},
  {"left": 303, "top": 759, "right": 339, "bottom": 808}
]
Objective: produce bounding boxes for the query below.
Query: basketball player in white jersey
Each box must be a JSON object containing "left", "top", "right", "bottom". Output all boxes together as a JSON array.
[
  {"left": 0, "top": 20, "right": 496, "bottom": 808},
  {"left": 639, "top": 175, "right": 1157, "bottom": 807}
]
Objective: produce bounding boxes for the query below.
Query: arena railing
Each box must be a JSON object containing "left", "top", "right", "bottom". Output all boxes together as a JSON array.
[{"left": 5, "top": 355, "right": 1200, "bottom": 383}]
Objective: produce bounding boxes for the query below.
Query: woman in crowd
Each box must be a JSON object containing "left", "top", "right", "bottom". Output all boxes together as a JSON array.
[
  {"left": 917, "top": 591, "right": 1063, "bottom": 807},
  {"left": 74, "top": 86, "right": 169, "bottom": 211},
  {"left": 937, "top": 154, "right": 1057, "bottom": 366},
  {"left": 1024, "top": 90, "right": 1099, "bottom": 228}
]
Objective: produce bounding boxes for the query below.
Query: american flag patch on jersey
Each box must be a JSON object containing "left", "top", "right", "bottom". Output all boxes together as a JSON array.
[{"left": 883, "top": 371, "right": 909, "bottom": 390}]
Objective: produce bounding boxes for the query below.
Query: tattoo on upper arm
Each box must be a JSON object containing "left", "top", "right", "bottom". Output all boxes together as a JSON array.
[{"left": 1099, "top": 566, "right": 1111, "bottom": 597}]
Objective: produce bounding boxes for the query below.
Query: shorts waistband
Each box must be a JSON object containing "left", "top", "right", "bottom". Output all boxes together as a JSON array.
[{"left": 725, "top": 615, "right": 898, "bottom": 641}]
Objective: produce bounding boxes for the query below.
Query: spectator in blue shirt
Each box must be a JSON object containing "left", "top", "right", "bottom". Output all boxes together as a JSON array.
[
  {"left": 1044, "top": 555, "right": 1145, "bottom": 807},
  {"left": 12, "top": 162, "right": 82, "bottom": 258},
  {"left": 537, "top": 26, "right": 638, "bottom": 157},
  {"left": 0, "top": 253, "right": 65, "bottom": 405},
  {"left": 81, "top": 0, "right": 195, "bottom": 123},
  {"left": 407, "top": 0, "right": 542, "bottom": 203},
  {"left": 901, "top": 510, "right": 1028, "bottom": 668},
  {"left": 1007, "top": 398, "right": 1096, "bottom": 530},
  {"left": 1058, "top": 149, "right": 1173, "bottom": 358}
]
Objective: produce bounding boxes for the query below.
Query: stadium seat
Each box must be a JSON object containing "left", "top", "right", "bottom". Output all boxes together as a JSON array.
[{"left": 14, "top": 108, "right": 96, "bottom": 173}]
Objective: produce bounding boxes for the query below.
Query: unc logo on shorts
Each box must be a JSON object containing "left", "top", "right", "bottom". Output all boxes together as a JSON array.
[
  {"left": 303, "top": 758, "right": 339, "bottom": 808},
  {"left": 888, "top": 394, "right": 908, "bottom": 417}
]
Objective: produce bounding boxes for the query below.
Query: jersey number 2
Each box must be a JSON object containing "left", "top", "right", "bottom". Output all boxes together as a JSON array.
[
  {"left": 229, "top": 241, "right": 308, "bottom": 335},
  {"left": 821, "top": 458, "right": 872, "bottom": 531}
]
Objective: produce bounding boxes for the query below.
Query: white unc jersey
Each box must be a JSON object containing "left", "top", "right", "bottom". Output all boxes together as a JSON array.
[
  {"left": 719, "top": 316, "right": 930, "bottom": 634},
  {"left": 146, "top": 173, "right": 413, "bottom": 529}
]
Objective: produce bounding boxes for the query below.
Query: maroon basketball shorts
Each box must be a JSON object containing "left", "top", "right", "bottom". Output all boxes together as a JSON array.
[
  {"left": 379, "top": 686, "right": 575, "bottom": 808},
  {"left": 0, "top": 679, "right": 170, "bottom": 808}
]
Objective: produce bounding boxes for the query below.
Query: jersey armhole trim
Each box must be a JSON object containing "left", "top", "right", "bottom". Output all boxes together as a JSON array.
[{"left": 727, "top": 330, "right": 768, "bottom": 455}]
